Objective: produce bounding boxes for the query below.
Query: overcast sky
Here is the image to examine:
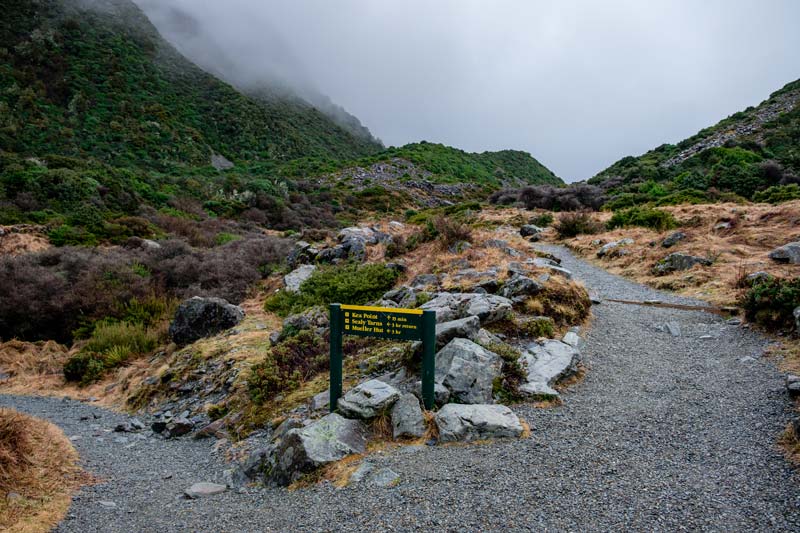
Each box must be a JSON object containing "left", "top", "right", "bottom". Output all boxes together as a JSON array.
[{"left": 136, "top": 0, "right": 800, "bottom": 182}]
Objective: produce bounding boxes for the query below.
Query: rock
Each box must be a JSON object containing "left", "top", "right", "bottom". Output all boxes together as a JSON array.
[
  {"left": 349, "top": 462, "right": 374, "bottom": 484},
  {"left": 661, "top": 231, "right": 686, "bottom": 248},
  {"left": 193, "top": 418, "right": 229, "bottom": 440},
  {"left": 597, "top": 238, "right": 634, "bottom": 258},
  {"left": 433, "top": 383, "right": 450, "bottom": 406},
  {"left": 98, "top": 501, "right": 117, "bottom": 509},
  {"left": 475, "top": 328, "right": 502, "bottom": 346},
  {"left": 337, "top": 380, "right": 401, "bottom": 419},
  {"left": 448, "top": 240, "right": 472, "bottom": 254},
  {"left": 169, "top": 297, "right": 245, "bottom": 345},
  {"left": 420, "top": 293, "right": 512, "bottom": 325},
  {"left": 391, "top": 393, "right": 427, "bottom": 439},
  {"left": 520, "top": 225, "right": 543, "bottom": 237},
  {"left": 562, "top": 331, "right": 583, "bottom": 349},
  {"left": 769, "top": 242, "right": 800, "bottom": 264},
  {"left": 746, "top": 271, "right": 770, "bottom": 284},
  {"left": 284, "top": 265, "right": 316, "bottom": 293},
  {"left": 727, "top": 318, "right": 742, "bottom": 326},
  {"left": 500, "top": 275, "right": 543, "bottom": 303},
  {"left": 653, "top": 253, "right": 712, "bottom": 275},
  {"left": 473, "top": 279, "right": 500, "bottom": 294},
  {"left": 371, "top": 468, "right": 400, "bottom": 487},
  {"left": 410, "top": 274, "right": 440, "bottom": 289},
  {"left": 271, "top": 417, "right": 304, "bottom": 444},
  {"left": 310, "top": 390, "right": 330, "bottom": 412},
  {"left": 287, "top": 241, "right": 319, "bottom": 268},
  {"left": 713, "top": 221, "right": 732, "bottom": 231},
  {"left": 656, "top": 322, "right": 682, "bottom": 337},
  {"left": 164, "top": 416, "right": 193, "bottom": 438},
  {"left": 435, "top": 316, "right": 480, "bottom": 348},
  {"left": 795, "top": 307, "right": 800, "bottom": 334},
  {"left": 338, "top": 226, "right": 379, "bottom": 245},
  {"left": 281, "top": 307, "right": 328, "bottom": 335},
  {"left": 787, "top": 375, "right": 800, "bottom": 398},
  {"left": 381, "top": 286, "right": 417, "bottom": 308},
  {"left": 435, "top": 404, "right": 523, "bottom": 442},
  {"left": 210, "top": 153, "right": 234, "bottom": 171},
  {"left": 270, "top": 413, "right": 368, "bottom": 485},
  {"left": 520, "top": 340, "right": 579, "bottom": 397},
  {"left": 435, "top": 338, "right": 502, "bottom": 404},
  {"left": 184, "top": 482, "right": 227, "bottom": 499}
]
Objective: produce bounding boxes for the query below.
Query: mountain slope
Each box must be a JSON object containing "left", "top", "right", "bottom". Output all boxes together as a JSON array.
[
  {"left": 590, "top": 79, "right": 800, "bottom": 207},
  {"left": 0, "top": 0, "right": 382, "bottom": 170}
]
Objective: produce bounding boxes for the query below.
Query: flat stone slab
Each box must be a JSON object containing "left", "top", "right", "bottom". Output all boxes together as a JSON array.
[{"left": 184, "top": 482, "right": 226, "bottom": 499}]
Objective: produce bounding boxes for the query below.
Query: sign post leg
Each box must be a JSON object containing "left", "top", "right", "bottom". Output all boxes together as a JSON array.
[
  {"left": 329, "top": 303, "right": 343, "bottom": 413},
  {"left": 421, "top": 310, "right": 436, "bottom": 410}
]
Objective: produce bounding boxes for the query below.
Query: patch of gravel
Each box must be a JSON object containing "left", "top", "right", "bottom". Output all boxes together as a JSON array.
[{"left": 3, "top": 246, "right": 800, "bottom": 532}]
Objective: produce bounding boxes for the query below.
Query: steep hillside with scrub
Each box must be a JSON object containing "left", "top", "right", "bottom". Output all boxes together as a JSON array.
[{"left": 589, "top": 79, "right": 800, "bottom": 208}]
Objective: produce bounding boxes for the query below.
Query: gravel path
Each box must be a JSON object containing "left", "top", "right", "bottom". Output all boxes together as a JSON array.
[{"left": 3, "top": 246, "right": 800, "bottom": 532}]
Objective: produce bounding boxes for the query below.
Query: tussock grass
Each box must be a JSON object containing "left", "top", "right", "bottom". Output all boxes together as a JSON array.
[{"left": 0, "top": 408, "right": 83, "bottom": 532}]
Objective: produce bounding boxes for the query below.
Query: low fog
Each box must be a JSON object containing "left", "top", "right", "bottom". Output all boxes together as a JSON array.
[{"left": 135, "top": 0, "right": 800, "bottom": 182}]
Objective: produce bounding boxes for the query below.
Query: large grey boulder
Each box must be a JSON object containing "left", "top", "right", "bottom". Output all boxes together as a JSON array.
[
  {"left": 287, "top": 241, "right": 319, "bottom": 268},
  {"left": 435, "top": 316, "right": 480, "bottom": 348},
  {"left": 281, "top": 307, "right": 328, "bottom": 335},
  {"left": 769, "top": 242, "right": 800, "bottom": 264},
  {"left": 421, "top": 293, "right": 512, "bottom": 325},
  {"left": 653, "top": 252, "right": 712, "bottom": 274},
  {"left": 169, "top": 297, "right": 245, "bottom": 345},
  {"left": 520, "top": 340, "right": 579, "bottom": 397},
  {"left": 500, "top": 275, "right": 543, "bottom": 303},
  {"left": 270, "top": 413, "right": 368, "bottom": 485},
  {"left": 435, "top": 404, "right": 523, "bottom": 442},
  {"left": 435, "top": 338, "right": 502, "bottom": 404},
  {"left": 391, "top": 393, "right": 427, "bottom": 439},
  {"left": 337, "top": 379, "right": 401, "bottom": 419},
  {"left": 284, "top": 265, "right": 316, "bottom": 292},
  {"left": 520, "top": 224, "right": 544, "bottom": 237},
  {"left": 381, "top": 286, "right": 417, "bottom": 308}
]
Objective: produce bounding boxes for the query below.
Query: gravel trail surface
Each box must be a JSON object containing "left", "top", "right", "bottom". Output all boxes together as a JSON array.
[{"left": 3, "top": 246, "right": 800, "bottom": 532}]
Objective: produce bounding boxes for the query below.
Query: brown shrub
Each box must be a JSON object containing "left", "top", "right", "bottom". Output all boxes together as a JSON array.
[
  {"left": 524, "top": 277, "right": 591, "bottom": 327},
  {"left": 553, "top": 212, "right": 604, "bottom": 239},
  {"left": 433, "top": 215, "right": 472, "bottom": 251}
]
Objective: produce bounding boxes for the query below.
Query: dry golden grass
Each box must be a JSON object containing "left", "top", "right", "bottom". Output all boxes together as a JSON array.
[
  {"left": 555, "top": 202, "right": 800, "bottom": 307},
  {"left": 779, "top": 422, "right": 800, "bottom": 466},
  {"left": 0, "top": 231, "right": 50, "bottom": 256},
  {"left": 0, "top": 408, "right": 84, "bottom": 532}
]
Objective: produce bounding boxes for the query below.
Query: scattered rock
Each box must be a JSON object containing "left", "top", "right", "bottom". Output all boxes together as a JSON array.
[
  {"left": 653, "top": 253, "right": 712, "bottom": 275},
  {"left": 280, "top": 307, "right": 328, "bottom": 338},
  {"left": 562, "top": 331, "right": 583, "bottom": 349},
  {"left": 164, "top": 416, "right": 193, "bottom": 439},
  {"left": 370, "top": 468, "right": 400, "bottom": 487},
  {"left": 727, "top": 318, "right": 742, "bottom": 326},
  {"left": 475, "top": 328, "right": 502, "bottom": 346},
  {"left": 769, "top": 242, "right": 800, "bottom": 264},
  {"left": 284, "top": 265, "right": 316, "bottom": 293},
  {"left": 656, "top": 322, "right": 682, "bottom": 337},
  {"left": 746, "top": 271, "right": 770, "bottom": 284},
  {"left": 381, "top": 286, "right": 417, "bottom": 308},
  {"left": 184, "top": 482, "right": 227, "bottom": 499},
  {"left": 310, "top": 390, "right": 330, "bottom": 412},
  {"left": 520, "top": 225, "right": 543, "bottom": 237},
  {"left": 391, "top": 393, "right": 427, "bottom": 439},
  {"left": 597, "top": 239, "right": 634, "bottom": 258},
  {"left": 661, "top": 231, "right": 686, "bottom": 248},
  {"left": 169, "top": 297, "right": 245, "bottom": 345},
  {"left": 98, "top": 501, "right": 117, "bottom": 509},
  {"left": 210, "top": 153, "right": 234, "bottom": 171},
  {"left": 337, "top": 380, "right": 401, "bottom": 419},
  {"left": 448, "top": 240, "right": 472, "bottom": 254},
  {"left": 435, "top": 404, "right": 523, "bottom": 442},
  {"left": 410, "top": 274, "right": 440, "bottom": 289},
  {"left": 787, "top": 375, "right": 800, "bottom": 398},
  {"left": 287, "top": 241, "right": 319, "bottom": 268},
  {"left": 420, "top": 293, "right": 512, "bottom": 325},
  {"left": 435, "top": 316, "right": 480, "bottom": 348},
  {"left": 270, "top": 413, "right": 368, "bottom": 485},
  {"left": 435, "top": 338, "right": 502, "bottom": 404}
]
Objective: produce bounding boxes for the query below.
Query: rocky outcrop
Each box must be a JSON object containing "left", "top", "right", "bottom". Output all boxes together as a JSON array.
[
  {"left": 520, "top": 340, "right": 580, "bottom": 397},
  {"left": 653, "top": 253, "right": 712, "bottom": 274},
  {"left": 337, "top": 379, "right": 401, "bottom": 419},
  {"left": 435, "top": 404, "right": 523, "bottom": 442},
  {"left": 520, "top": 224, "right": 544, "bottom": 237},
  {"left": 391, "top": 393, "right": 427, "bottom": 439},
  {"left": 597, "top": 238, "right": 634, "bottom": 258},
  {"left": 284, "top": 265, "right": 316, "bottom": 292},
  {"left": 421, "top": 293, "right": 512, "bottom": 325},
  {"left": 287, "top": 241, "right": 319, "bottom": 268},
  {"left": 270, "top": 413, "right": 368, "bottom": 486},
  {"left": 169, "top": 297, "right": 245, "bottom": 345},
  {"left": 769, "top": 242, "right": 800, "bottom": 264},
  {"left": 500, "top": 275, "right": 543, "bottom": 303},
  {"left": 435, "top": 338, "right": 502, "bottom": 404}
]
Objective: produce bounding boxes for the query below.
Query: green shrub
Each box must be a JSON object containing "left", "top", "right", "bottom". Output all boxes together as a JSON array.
[
  {"left": 753, "top": 184, "right": 800, "bottom": 204},
  {"left": 530, "top": 213, "right": 554, "bottom": 227},
  {"left": 215, "top": 232, "right": 241, "bottom": 246},
  {"left": 63, "top": 353, "right": 106, "bottom": 384},
  {"left": 607, "top": 207, "right": 676, "bottom": 232},
  {"left": 517, "top": 316, "right": 555, "bottom": 338},
  {"left": 484, "top": 342, "right": 527, "bottom": 403},
  {"left": 265, "top": 263, "right": 400, "bottom": 316},
  {"left": 247, "top": 331, "right": 328, "bottom": 405},
  {"left": 741, "top": 276, "right": 800, "bottom": 331},
  {"left": 553, "top": 212, "right": 603, "bottom": 238}
]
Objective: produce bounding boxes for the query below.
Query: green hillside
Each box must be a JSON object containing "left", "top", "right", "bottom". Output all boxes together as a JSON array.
[{"left": 590, "top": 79, "right": 800, "bottom": 208}]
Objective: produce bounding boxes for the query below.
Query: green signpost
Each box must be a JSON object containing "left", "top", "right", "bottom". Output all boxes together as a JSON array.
[{"left": 329, "top": 303, "right": 436, "bottom": 411}]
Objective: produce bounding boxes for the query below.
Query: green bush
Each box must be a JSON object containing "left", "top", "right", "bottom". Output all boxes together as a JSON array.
[
  {"left": 753, "top": 184, "right": 800, "bottom": 204},
  {"left": 530, "top": 213, "right": 554, "bottom": 227},
  {"left": 553, "top": 212, "right": 603, "bottom": 238},
  {"left": 607, "top": 207, "right": 676, "bottom": 231},
  {"left": 64, "top": 321, "right": 160, "bottom": 384},
  {"left": 741, "top": 276, "right": 800, "bottom": 331},
  {"left": 264, "top": 263, "right": 400, "bottom": 316}
]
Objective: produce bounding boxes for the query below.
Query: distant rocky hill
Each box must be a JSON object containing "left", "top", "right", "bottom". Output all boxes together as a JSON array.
[{"left": 590, "top": 79, "right": 800, "bottom": 208}]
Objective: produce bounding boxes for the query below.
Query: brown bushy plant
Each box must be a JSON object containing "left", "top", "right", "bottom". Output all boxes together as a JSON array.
[
  {"left": 524, "top": 277, "right": 591, "bottom": 327},
  {"left": 433, "top": 215, "right": 473, "bottom": 251},
  {"left": 553, "top": 212, "right": 604, "bottom": 239}
]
